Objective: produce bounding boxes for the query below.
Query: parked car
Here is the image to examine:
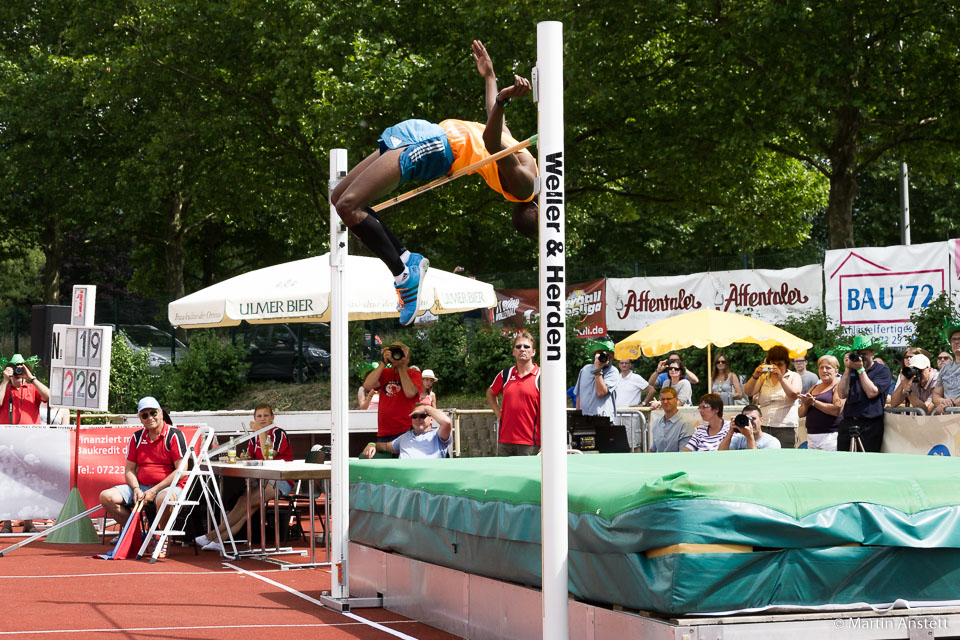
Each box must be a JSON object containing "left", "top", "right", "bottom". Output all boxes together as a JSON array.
[
  {"left": 117, "top": 324, "right": 188, "bottom": 368},
  {"left": 244, "top": 323, "right": 331, "bottom": 382}
]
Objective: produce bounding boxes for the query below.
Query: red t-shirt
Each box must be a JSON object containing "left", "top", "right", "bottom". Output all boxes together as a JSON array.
[
  {"left": 489, "top": 364, "right": 541, "bottom": 446},
  {"left": 0, "top": 383, "right": 43, "bottom": 425},
  {"left": 246, "top": 425, "right": 293, "bottom": 461},
  {"left": 375, "top": 367, "right": 423, "bottom": 438},
  {"left": 126, "top": 423, "right": 187, "bottom": 487}
]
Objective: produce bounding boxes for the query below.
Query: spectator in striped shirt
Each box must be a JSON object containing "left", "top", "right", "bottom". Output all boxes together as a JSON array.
[{"left": 683, "top": 394, "right": 730, "bottom": 452}]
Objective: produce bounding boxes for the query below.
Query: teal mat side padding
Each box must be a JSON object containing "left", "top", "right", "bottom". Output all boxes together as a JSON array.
[{"left": 350, "top": 509, "right": 960, "bottom": 615}]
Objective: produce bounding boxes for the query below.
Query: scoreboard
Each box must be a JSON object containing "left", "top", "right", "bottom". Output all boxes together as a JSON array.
[{"left": 49, "top": 324, "right": 112, "bottom": 411}]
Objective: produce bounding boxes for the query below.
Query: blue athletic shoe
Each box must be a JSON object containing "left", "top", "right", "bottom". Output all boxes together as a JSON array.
[{"left": 395, "top": 253, "right": 429, "bottom": 326}]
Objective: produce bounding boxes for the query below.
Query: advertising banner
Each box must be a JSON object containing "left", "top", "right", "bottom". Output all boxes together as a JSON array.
[
  {"left": 606, "top": 265, "right": 821, "bottom": 331},
  {"left": 75, "top": 425, "right": 203, "bottom": 511},
  {"left": 881, "top": 412, "right": 960, "bottom": 456},
  {"left": 489, "top": 279, "right": 606, "bottom": 338},
  {"left": 0, "top": 426, "right": 71, "bottom": 520},
  {"left": 824, "top": 241, "right": 950, "bottom": 347}
]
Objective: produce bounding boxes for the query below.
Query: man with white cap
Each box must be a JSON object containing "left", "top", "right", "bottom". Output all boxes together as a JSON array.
[
  {"left": 99, "top": 397, "right": 187, "bottom": 539},
  {"left": 890, "top": 353, "right": 938, "bottom": 415}
]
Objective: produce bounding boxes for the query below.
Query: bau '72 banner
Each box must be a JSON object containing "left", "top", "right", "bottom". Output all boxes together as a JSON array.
[{"left": 824, "top": 241, "right": 951, "bottom": 347}]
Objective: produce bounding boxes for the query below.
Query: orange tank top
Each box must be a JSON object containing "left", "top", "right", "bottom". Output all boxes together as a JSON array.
[{"left": 439, "top": 119, "right": 536, "bottom": 202}]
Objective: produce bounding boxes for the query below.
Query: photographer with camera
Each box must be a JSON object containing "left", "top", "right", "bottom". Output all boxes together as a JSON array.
[
  {"left": 742, "top": 345, "right": 801, "bottom": 430},
  {"left": 574, "top": 338, "right": 619, "bottom": 417},
  {"left": 890, "top": 352, "right": 938, "bottom": 415},
  {"left": 0, "top": 353, "right": 51, "bottom": 534},
  {"left": 718, "top": 404, "right": 781, "bottom": 450},
  {"left": 835, "top": 336, "right": 891, "bottom": 452},
  {"left": 0, "top": 354, "right": 51, "bottom": 426},
  {"left": 362, "top": 341, "right": 423, "bottom": 444}
]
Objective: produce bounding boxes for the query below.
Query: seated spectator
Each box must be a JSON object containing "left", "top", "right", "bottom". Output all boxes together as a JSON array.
[
  {"left": 195, "top": 403, "right": 293, "bottom": 552},
  {"left": 719, "top": 404, "right": 782, "bottom": 450},
  {"left": 643, "top": 353, "right": 698, "bottom": 404},
  {"left": 711, "top": 353, "right": 744, "bottom": 405},
  {"left": 933, "top": 321, "right": 960, "bottom": 414},
  {"left": 100, "top": 397, "right": 187, "bottom": 555},
  {"left": 361, "top": 403, "right": 452, "bottom": 459},
  {"left": 419, "top": 369, "right": 438, "bottom": 407},
  {"left": 615, "top": 358, "right": 648, "bottom": 407},
  {"left": 890, "top": 353, "right": 939, "bottom": 415},
  {"left": 683, "top": 394, "right": 729, "bottom": 452},
  {"left": 798, "top": 354, "right": 844, "bottom": 450},
  {"left": 743, "top": 345, "right": 801, "bottom": 429},
  {"left": 936, "top": 351, "right": 953, "bottom": 369},
  {"left": 648, "top": 387, "right": 694, "bottom": 452}
]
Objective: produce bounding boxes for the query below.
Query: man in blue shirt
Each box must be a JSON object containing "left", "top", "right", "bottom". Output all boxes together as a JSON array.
[
  {"left": 574, "top": 339, "right": 619, "bottom": 417},
  {"left": 718, "top": 404, "right": 781, "bottom": 450},
  {"left": 361, "top": 404, "right": 452, "bottom": 459}
]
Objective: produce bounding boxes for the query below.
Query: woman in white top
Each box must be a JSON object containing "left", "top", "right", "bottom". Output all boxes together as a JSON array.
[{"left": 743, "top": 345, "right": 801, "bottom": 429}]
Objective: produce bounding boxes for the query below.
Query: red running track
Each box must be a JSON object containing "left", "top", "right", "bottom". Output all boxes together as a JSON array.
[{"left": 0, "top": 535, "right": 461, "bottom": 640}]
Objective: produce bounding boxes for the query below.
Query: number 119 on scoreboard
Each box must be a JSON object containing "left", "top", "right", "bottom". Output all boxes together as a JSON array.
[{"left": 49, "top": 324, "right": 112, "bottom": 411}]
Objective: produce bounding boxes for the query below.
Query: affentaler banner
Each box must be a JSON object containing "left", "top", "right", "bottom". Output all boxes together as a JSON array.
[{"left": 605, "top": 265, "right": 822, "bottom": 331}]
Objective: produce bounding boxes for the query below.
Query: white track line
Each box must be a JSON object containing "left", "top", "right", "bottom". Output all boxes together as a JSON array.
[
  {"left": 224, "top": 562, "right": 425, "bottom": 640},
  {"left": 0, "top": 622, "right": 414, "bottom": 635}
]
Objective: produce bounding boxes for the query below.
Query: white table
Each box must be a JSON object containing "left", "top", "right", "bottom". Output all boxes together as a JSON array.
[{"left": 203, "top": 460, "right": 331, "bottom": 568}]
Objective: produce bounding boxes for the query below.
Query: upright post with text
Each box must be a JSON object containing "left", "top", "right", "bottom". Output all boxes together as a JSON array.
[
  {"left": 328, "top": 149, "right": 349, "bottom": 599},
  {"left": 536, "top": 20, "right": 568, "bottom": 640}
]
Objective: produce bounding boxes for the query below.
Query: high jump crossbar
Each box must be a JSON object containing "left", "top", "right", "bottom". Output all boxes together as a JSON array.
[{"left": 370, "top": 134, "right": 538, "bottom": 213}]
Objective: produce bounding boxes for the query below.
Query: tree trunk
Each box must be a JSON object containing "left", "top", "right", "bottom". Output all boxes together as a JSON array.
[
  {"left": 163, "top": 192, "right": 188, "bottom": 301},
  {"left": 41, "top": 211, "right": 62, "bottom": 304},
  {"left": 826, "top": 106, "right": 861, "bottom": 249}
]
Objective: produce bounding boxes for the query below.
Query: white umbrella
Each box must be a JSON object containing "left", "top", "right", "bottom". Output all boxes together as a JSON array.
[{"left": 168, "top": 253, "right": 496, "bottom": 328}]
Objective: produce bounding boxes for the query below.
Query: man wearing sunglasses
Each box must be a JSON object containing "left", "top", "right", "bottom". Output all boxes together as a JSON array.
[
  {"left": 99, "top": 396, "right": 186, "bottom": 535},
  {"left": 361, "top": 403, "right": 452, "bottom": 459},
  {"left": 486, "top": 331, "right": 540, "bottom": 456}
]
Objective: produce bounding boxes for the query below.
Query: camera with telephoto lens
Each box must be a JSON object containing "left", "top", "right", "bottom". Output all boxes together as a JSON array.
[
  {"left": 901, "top": 365, "right": 920, "bottom": 380},
  {"left": 13, "top": 365, "right": 24, "bottom": 376},
  {"left": 389, "top": 346, "right": 405, "bottom": 360},
  {"left": 733, "top": 413, "right": 752, "bottom": 428},
  {"left": 847, "top": 351, "right": 862, "bottom": 363},
  {"left": 597, "top": 352, "right": 609, "bottom": 364}
]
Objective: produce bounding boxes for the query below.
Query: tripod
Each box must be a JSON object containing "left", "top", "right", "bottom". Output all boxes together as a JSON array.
[{"left": 848, "top": 424, "right": 866, "bottom": 453}]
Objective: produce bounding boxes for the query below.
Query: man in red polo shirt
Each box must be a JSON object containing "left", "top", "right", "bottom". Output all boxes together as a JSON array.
[
  {"left": 99, "top": 397, "right": 186, "bottom": 534},
  {"left": 362, "top": 341, "right": 423, "bottom": 443},
  {"left": 0, "top": 354, "right": 52, "bottom": 533},
  {"left": 486, "top": 331, "right": 540, "bottom": 456}
]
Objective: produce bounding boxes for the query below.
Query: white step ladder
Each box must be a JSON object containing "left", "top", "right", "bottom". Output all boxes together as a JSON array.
[{"left": 137, "top": 425, "right": 237, "bottom": 563}]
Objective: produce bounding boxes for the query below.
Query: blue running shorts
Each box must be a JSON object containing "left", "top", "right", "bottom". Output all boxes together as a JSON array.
[{"left": 379, "top": 119, "right": 454, "bottom": 184}]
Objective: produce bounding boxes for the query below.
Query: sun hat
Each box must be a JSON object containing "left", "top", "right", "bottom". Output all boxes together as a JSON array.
[
  {"left": 587, "top": 338, "right": 615, "bottom": 355},
  {"left": 941, "top": 318, "right": 960, "bottom": 345},
  {"left": 422, "top": 369, "right": 437, "bottom": 380}
]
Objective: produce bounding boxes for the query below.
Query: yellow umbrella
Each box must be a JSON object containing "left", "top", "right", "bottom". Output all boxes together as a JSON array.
[{"left": 613, "top": 308, "right": 813, "bottom": 390}]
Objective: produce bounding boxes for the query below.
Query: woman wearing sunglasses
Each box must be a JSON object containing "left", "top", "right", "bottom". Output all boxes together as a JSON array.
[
  {"left": 662, "top": 362, "right": 693, "bottom": 406},
  {"left": 711, "top": 353, "right": 744, "bottom": 406}
]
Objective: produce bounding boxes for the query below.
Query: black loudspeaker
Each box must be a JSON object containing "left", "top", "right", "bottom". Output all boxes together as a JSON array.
[{"left": 30, "top": 305, "right": 71, "bottom": 365}]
